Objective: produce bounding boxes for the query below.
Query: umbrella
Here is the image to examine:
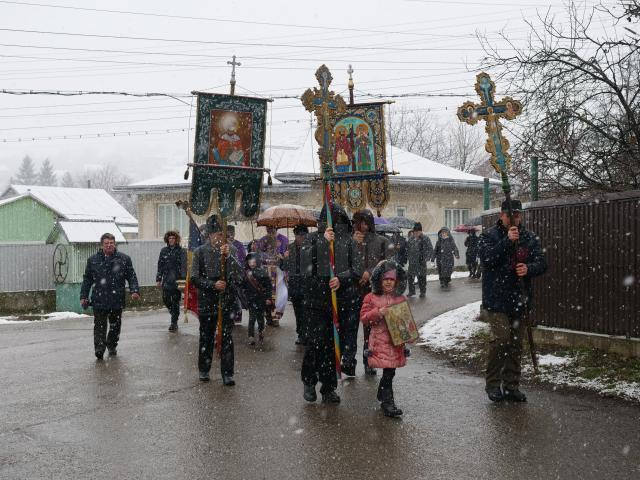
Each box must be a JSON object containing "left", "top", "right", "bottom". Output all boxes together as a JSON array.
[
  {"left": 374, "top": 216, "right": 389, "bottom": 225},
  {"left": 453, "top": 224, "right": 481, "bottom": 233},
  {"left": 388, "top": 216, "right": 417, "bottom": 229},
  {"left": 375, "top": 223, "right": 400, "bottom": 234},
  {"left": 256, "top": 204, "right": 317, "bottom": 229},
  {"left": 467, "top": 216, "right": 482, "bottom": 226}
]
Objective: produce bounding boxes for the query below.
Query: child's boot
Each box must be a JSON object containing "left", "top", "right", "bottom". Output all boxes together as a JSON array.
[{"left": 380, "top": 389, "right": 403, "bottom": 418}]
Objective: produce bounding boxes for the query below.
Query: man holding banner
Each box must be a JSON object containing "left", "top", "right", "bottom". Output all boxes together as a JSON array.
[
  {"left": 190, "top": 215, "right": 243, "bottom": 385},
  {"left": 300, "top": 203, "right": 358, "bottom": 403}
]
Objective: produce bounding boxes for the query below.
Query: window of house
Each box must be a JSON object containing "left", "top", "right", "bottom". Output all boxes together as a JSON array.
[
  {"left": 157, "top": 204, "right": 190, "bottom": 240},
  {"left": 444, "top": 208, "right": 471, "bottom": 230},
  {"left": 396, "top": 206, "right": 406, "bottom": 217}
]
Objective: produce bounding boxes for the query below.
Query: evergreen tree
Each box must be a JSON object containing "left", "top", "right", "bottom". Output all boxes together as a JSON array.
[
  {"left": 60, "top": 171, "right": 75, "bottom": 188},
  {"left": 37, "top": 159, "right": 57, "bottom": 186},
  {"left": 13, "top": 155, "right": 37, "bottom": 185}
]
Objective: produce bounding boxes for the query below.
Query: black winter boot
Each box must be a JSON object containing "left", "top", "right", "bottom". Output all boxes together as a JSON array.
[
  {"left": 321, "top": 390, "right": 341, "bottom": 404},
  {"left": 380, "top": 389, "right": 403, "bottom": 417},
  {"left": 303, "top": 384, "right": 317, "bottom": 402},
  {"left": 504, "top": 388, "right": 527, "bottom": 402}
]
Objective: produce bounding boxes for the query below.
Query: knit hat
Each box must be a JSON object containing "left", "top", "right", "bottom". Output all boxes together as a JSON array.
[
  {"left": 382, "top": 269, "right": 397, "bottom": 281},
  {"left": 413, "top": 222, "right": 423, "bottom": 232}
]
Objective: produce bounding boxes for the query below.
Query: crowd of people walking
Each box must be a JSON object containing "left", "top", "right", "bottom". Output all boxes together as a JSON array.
[{"left": 79, "top": 200, "right": 545, "bottom": 416}]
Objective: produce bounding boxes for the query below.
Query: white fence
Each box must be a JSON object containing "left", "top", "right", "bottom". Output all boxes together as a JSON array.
[
  {"left": 0, "top": 234, "right": 470, "bottom": 293},
  {"left": 0, "top": 241, "right": 165, "bottom": 292}
]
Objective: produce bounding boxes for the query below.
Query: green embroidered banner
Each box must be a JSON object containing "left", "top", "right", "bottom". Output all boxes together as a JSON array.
[{"left": 189, "top": 92, "right": 268, "bottom": 218}]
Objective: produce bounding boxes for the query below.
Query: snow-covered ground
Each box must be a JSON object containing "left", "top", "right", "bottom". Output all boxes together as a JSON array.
[
  {"left": 418, "top": 302, "right": 640, "bottom": 402},
  {"left": 417, "top": 301, "right": 485, "bottom": 351},
  {"left": 0, "top": 312, "right": 90, "bottom": 324},
  {"left": 426, "top": 271, "right": 470, "bottom": 282}
]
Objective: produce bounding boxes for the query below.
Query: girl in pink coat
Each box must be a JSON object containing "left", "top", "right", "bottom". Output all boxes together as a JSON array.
[{"left": 360, "top": 260, "right": 408, "bottom": 417}]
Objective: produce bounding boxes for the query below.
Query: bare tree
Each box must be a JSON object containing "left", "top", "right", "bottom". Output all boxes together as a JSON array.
[
  {"left": 445, "top": 122, "right": 487, "bottom": 174},
  {"left": 76, "top": 164, "right": 136, "bottom": 216},
  {"left": 60, "top": 171, "right": 75, "bottom": 188},
  {"left": 478, "top": 1, "right": 640, "bottom": 195},
  {"left": 388, "top": 106, "right": 444, "bottom": 161}
]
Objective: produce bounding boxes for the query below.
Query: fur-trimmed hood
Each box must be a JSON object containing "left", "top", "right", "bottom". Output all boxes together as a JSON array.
[
  {"left": 370, "top": 260, "right": 407, "bottom": 295},
  {"left": 317, "top": 203, "right": 352, "bottom": 234},
  {"left": 352, "top": 209, "right": 375, "bottom": 233}
]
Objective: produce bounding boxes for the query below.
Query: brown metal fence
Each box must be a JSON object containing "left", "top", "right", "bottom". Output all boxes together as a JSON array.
[{"left": 482, "top": 191, "right": 640, "bottom": 338}]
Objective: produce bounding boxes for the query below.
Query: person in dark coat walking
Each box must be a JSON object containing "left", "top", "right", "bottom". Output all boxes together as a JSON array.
[
  {"left": 352, "top": 209, "right": 394, "bottom": 376},
  {"left": 156, "top": 230, "right": 186, "bottom": 331},
  {"left": 406, "top": 222, "right": 434, "bottom": 298},
  {"left": 300, "top": 203, "right": 359, "bottom": 403},
  {"left": 80, "top": 233, "right": 140, "bottom": 360},
  {"left": 226, "top": 225, "right": 247, "bottom": 325},
  {"left": 242, "top": 252, "right": 272, "bottom": 345},
  {"left": 281, "top": 224, "right": 309, "bottom": 345},
  {"left": 464, "top": 230, "right": 481, "bottom": 279},
  {"left": 392, "top": 231, "right": 408, "bottom": 267},
  {"left": 479, "top": 200, "right": 547, "bottom": 403},
  {"left": 431, "top": 226, "right": 460, "bottom": 288},
  {"left": 190, "top": 215, "right": 243, "bottom": 385}
]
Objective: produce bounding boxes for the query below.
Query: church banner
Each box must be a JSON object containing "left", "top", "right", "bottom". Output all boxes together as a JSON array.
[
  {"left": 189, "top": 92, "right": 268, "bottom": 218},
  {"left": 330, "top": 102, "right": 390, "bottom": 212}
]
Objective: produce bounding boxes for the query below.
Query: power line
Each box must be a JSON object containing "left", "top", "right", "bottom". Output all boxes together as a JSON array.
[
  {"left": 0, "top": 115, "right": 192, "bottom": 131},
  {"left": 0, "top": 42, "right": 481, "bottom": 65},
  {"left": 0, "top": 127, "right": 195, "bottom": 143},
  {"left": 0, "top": 27, "right": 492, "bottom": 51},
  {"left": 0, "top": 103, "right": 188, "bottom": 118},
  {"left": 0, "top": 0, "right": 536, "bottom": 39}
]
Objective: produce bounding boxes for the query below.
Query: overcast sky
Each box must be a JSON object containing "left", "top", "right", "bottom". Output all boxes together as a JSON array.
[{"left": 0, "top": 0, "right": 618, "bottom": 187}]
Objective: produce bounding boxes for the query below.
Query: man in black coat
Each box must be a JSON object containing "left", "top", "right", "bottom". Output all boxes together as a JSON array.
[
  {"left": 190, "top": 215, "right": 243, "bottom": 385},
  {"left": 156, "top": 230, "right": 187, "bottom": 332},
  {"left": 392, "top": 231, "right": 408, "bottom": 267},
  {"left": 281, "top": 224, "right": 309, "bottom": 345},
  {"left": 407, "top": 222, "right": 434, "bottom": 298},
  {"left": 464, "top": 230, "right": 481, "bottom": 279},
  {"left": 80, "top": 233, "right": 140, "bottom": 360},
  {"left": 300, "top": 203, "right": 359, "bottom": 403},
  {"left": 479, "top": 200, "right": 547, "bottom": 403}
]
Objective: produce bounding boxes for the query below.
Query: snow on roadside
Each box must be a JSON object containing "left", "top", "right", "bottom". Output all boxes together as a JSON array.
[
  {"left": 0, "top": 312, "right": 90, "bottom": 325},
  {"left": 426, "top": 271, "right": 470, "bottom": 282},
  {"left": 418, "top": 301, "right": 640, "bottom": 403},
  {"left": 525, "top": 355, "right": 640, "bottom": 402},
  {"left": 418, "top": 301, "right": 486, "bottom": 351}
]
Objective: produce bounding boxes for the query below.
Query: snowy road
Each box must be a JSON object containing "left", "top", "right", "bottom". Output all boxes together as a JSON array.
[{"left": 1, "top": 278, "right": 639, "bottom": 479}]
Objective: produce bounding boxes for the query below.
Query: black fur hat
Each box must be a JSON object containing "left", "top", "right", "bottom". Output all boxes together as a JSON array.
[
  {"left": 352, "top": 209, "right": 375, "bottom": 233},
  {"left": 370, "top": 260, "right": 407, "bottom": 296},
  {"left": 206, "top": 215, "right": 222, "bottom": 234},
  {"left": 293, "top": 224, "right": 309, "bottom": 236}
]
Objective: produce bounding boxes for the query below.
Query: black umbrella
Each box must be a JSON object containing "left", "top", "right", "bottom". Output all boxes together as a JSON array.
[
  {"left": 388, "top": 216, "right": 417, "bottom": 229},
  {"left": 375, "top": 223, "right": 401, "bottom": 234}
]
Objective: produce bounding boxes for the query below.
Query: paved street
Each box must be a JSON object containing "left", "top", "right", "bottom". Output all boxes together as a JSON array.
[{"left": 1, "top": 278, "right": 639, "bottom": 480}]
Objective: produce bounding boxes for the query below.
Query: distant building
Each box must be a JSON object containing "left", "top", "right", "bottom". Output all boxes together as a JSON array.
[
  {"left": 0, "top": 185, "right": 138, "bottom": 243},
  {"left": 116, "top": 144, "right": 499, "bottom": 242}
]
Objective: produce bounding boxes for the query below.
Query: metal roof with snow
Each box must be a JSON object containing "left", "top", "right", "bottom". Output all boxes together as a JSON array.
[
  {"left": 48, "top": 221, "right": 127, "bottom": 244},
  {"left": 3, "top": 185, "right": 137, "bottom": 225}
]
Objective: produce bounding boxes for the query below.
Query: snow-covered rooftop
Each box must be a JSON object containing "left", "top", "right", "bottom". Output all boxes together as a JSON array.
[
  {"left": 122, "top": 148, "right": 496, "bottom": 191},
  {"left": 5, "top": 185, "right": 137, "bottom": 225},
  {"left": 55, "top": 221, "right": 126, "bottom": 243}
]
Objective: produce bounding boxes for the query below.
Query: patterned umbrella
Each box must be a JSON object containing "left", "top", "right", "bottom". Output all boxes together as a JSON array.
[
  {"left": 453, "top": 224, "right": 480, "bottom": 233},
  {"left": 256, "top": 204, "right": 317, "bottom": 229},
  {"left": 388, "top": 216, "right": 417, "bottom": 229}
]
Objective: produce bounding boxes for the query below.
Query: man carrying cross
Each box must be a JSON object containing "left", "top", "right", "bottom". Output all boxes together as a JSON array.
[{"left": 458, "top": 73, "right": 547, "bottom": 403}]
